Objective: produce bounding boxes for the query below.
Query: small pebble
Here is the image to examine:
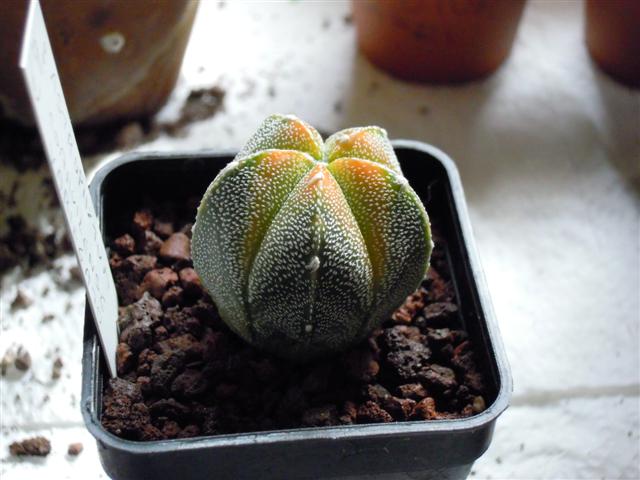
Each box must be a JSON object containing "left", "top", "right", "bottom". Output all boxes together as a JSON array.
[
  {"left": 142, "top": 230, "right": 163, "bottom": 255},
  {"left": 113, "top": 234, "right": 136, "bottom": 255},
  {"left": 133, "top": 209, "right": 154, "bottom": 234},
  {"left": 411, "top": 397, "right": 438, "bottom": 420},
  {"left": 154, "top": 218, "right": 174, "bottom": 239},
  {"left": 69, "top": 265, "right": 83, "bottom": 282},
  {"left": 159, "top": 233, "right": 191, "bottom": 263},
  {"left": 356, "top": 401, "right": 393, "bottom": 423},
  {"left": 11, "top": 289, "right": 32, "bottom": 310},
  {"left": 179, "top": 268, "right": 202, "bottom": 295},
  {"left": 140, "top": 268, "right": 179, "bottom": 300},
  {"left": 67, "top": 442, "right": 83, "bottom": 456},
  {"left": 52, "top": 357, "right": 64, "bottom": 380},
  {"left": 472, "top": 396, "right": 486, "bottom": 413},
  {"left": 14, "top": 346, "right": 31, "bottom": 371},
  {"left": 423, "top": 302, "right": 458, "bottom": 324}
]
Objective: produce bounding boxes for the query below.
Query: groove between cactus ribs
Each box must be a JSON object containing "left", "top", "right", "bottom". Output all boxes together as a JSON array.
[
  {"left": 326, "top": 157, "right": 432, "bottom": 338},
  {"left": 304, "top": 209, "right": 322, "bottom": 344},
  {"left": 242, "top": 155, "right": 315, "bottom": 341},
  {"left": 322, "top": 162, "right": 377, "bottom": 337}
]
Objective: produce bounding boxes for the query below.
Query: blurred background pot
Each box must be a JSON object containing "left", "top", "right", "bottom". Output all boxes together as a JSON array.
[
  {"left": 0, "top": 0, "right": 198, "bottom": 127},
  {"left": 585, "top": 0, "right": 640, "bottom": 88},
  {"left": 352, "top": 0, "right": 526, "bottom": 84}
]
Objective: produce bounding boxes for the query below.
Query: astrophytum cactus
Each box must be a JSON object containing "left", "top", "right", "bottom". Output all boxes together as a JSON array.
[{"left": 192, "top": 114, "right": 432, "bottom": 360}]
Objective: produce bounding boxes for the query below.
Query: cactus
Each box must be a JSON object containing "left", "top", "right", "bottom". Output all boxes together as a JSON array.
[{"left": 192, "top": 114, "right": 432, "bottom": 360}]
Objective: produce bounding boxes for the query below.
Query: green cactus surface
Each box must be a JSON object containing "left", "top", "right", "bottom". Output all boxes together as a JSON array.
[{"left": 192, "top": 114, "right": 432, "bottom": 360}]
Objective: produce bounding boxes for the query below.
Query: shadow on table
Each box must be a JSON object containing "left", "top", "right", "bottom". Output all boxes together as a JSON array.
[
  {"left": 336, "top": 54, "right": 538, "bottom": 206},
  {"left": 338, "top": 53, "right": 640, "bottom": 205},
  {"left": 589, "top": 64, "right": 640, "bottom": 196}
]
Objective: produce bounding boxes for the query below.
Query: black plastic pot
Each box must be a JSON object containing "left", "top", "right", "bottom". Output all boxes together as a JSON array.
[{"left": 82, "top": 141, "right": 512, "bottom": 480}]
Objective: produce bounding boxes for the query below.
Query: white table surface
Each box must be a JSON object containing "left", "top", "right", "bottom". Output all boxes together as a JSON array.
[{"left": 1, "top": 1, "right": 638, "bottom": 478}]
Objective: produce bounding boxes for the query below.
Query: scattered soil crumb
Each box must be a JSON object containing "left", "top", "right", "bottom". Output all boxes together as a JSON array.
[
  {"left": 175, "top": 87, "right": 225, "bottom": 126},
  {"left": 9, "top": 437, "right": 51, "bottom": 456},
  {"left": 52, "top": 357, "right": 64, "bottom": 380},
  {"left": 69, "top": 265, "right": 83, "bottom": 283},
  {"left": 11, "top": 289, "right": 32, "bottom": 310},
  {"left": 0, "top": 85, "right": 226, "bottom": 162},
  {"left": 144, "top": 86, "right": 227, "bottom": 139},
  {"left": 14, "top": 346, "right": 31, "bottom": 371},
  {"left": 115, "top": 122, "right": 145, "bottom": 150},
  {"left": 67, "top": 442, "right": 83, "bottom": 456},
  {"left": 1, "top": 350, "right": 15, "bottom": 375},
  {"left": 0, "top": 215, "right": 72, "bottom": 274}
]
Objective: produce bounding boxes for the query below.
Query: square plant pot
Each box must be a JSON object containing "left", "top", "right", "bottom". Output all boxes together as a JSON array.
[{"left": 82, "top": 141, "right": 512, "bottom": 480}]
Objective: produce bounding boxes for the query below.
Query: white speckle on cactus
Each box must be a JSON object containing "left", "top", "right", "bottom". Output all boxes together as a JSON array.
[
  {"left": 306, "top": 256, "right": 320, "bottom": 272},
  {"left": 192, "top": 114, "right": 431, "bottom": 360},
  {"left": 335, "top": 133, "right": 350, "bottom": 144},
  {"left": 308, "top": 170, "right": 324, "bottom": 186}
]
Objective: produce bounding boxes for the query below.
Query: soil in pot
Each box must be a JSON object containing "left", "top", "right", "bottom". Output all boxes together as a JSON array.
[{"left": 101, "top": 200, "right": 488, "bottom": 441}]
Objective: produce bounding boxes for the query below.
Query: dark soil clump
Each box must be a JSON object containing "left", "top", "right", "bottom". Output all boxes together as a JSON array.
[
  {"left": 9, "top": 436, "right": 51, "bottom": 456},
  {"left": 102, "top": 205, "right": 487, "bottom": 441}
]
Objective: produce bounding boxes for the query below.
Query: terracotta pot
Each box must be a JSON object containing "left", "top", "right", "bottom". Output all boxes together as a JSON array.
[
  {"left": 352, "top": 0, "right": 526, "bottom": 84},
  {"left": 585, "top": 0, "right": 640, "bottom": 88},
  {"left": 0, "top": 0, "right": 198, "bottom": 126}
]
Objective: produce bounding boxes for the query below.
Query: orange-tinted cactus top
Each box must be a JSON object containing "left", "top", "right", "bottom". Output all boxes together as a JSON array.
[{"left": 192, "top": 114, "right": 432, "bottom": 360}]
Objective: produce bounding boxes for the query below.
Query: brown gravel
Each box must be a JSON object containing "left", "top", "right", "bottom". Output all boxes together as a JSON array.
[{"left": 101, "top": 206, "right": 488, "bottom": 441}]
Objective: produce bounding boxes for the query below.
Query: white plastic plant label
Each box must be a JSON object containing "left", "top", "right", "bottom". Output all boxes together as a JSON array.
[{"left": 19, "top": 0, "right": 119, "bottom": 377}]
